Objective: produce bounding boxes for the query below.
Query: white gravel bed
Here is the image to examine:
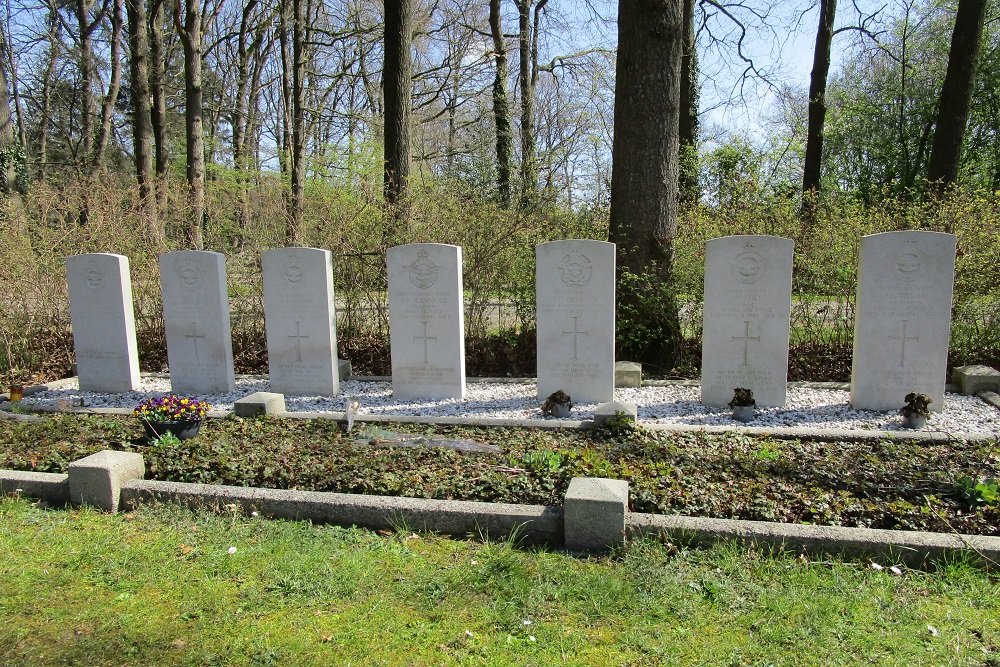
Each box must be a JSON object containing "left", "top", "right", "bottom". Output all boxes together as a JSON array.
[{"left": 16, "top": 376, "right": 1000, "bottom": 435}]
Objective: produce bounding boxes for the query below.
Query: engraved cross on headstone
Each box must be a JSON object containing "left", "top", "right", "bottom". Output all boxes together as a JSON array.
[
  {"left": 888, "top": 319, "right": 919, "bottom": 368},
  {"left": 732, "top": 320, "right": 760, "bottom": 367},
  {"left": 185, "top": 321, "right": 205, "bottom": 360},
  {"left": 562, "top": 316, "right": 589, "bottom": 361},
  {"left": 414, "top": 321, "right": 437, "bottom": 364},
  {"left": 288, "top": 321, "right": 310, "bottom": 363}
]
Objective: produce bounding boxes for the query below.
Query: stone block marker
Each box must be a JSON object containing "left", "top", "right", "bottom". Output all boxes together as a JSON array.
[
  {"left": 338, "top": 359, "right": 353, "bottom": 380},
  {"left": 701, "top": 235, "right": 794, "bottom": 407},
  {"left": 593, "top": 401, "right": 638, "bottom": 427},
  {"left": 387, "top": 243, "right": 466, "bottom": 399},
  {"left": 614, "top": 361, "right": 642, "bottom": 388},
  {"left": 851, "top": 231, "right": 956, "bottom": 412},
  {"left": 0, "top": 470, "right": 70, "bottom": 505},
  {"left": 65, "top": 253, "right": 141, "bottom": 392},
  {"left": 536, "top": 240, "right": 616, "bottom": 403},
  {"left": 564, "top": 477, "right": 629, "bottom": 552},
  {"left": 159, "top": 251, "right": 236, "bottom": 394},
  {"left": 69, "top": 450, "right": 145, "bottom": 513},
  {"left": 951, "top": 365, "right": 1000, "bottom": 396},
  {"left": 262, "top": 248, "right": 339, "bottom": 396},
  {"left": 234, "top": 391, "right": 286, "bottom": 417}
]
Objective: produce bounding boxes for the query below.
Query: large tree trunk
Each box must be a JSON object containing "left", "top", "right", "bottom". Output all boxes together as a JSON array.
[
  {"left": 0, "top": 20, "right": 15, "bottom": 193},
  {"left": 801, "top": 0, "right": 837, "bottom": 220},
  {"left": 177, "top": 0, "right": 205, "bottom": 249},
  {"left": 92, "top": 0, "right": 123, "bottom": 172},
  {"left": 149, "top": 0, "right": 169, "bottom": 213},
  {"left": 608, "top": 0, "right": 683, "bottom": 371},
  {"left": 927, "top": 0, "right": 988, "bottom": 192},
  {"left": 514, "top": 0, "right": 536, "bottom": 206},
  {"left": 383, "top": 0, "right": 412, "bottom": 217},
  {"left": 678, "top": 0, "right": 698, "bottom": 204},
  {"left": 125, "top": 0, "right": 160, "bottom": 239},
  {"left": 287, "top": 0, "right": 307, "bottom": 244},
  {"left": 489, "top": 0, "right": 513, "bottom": 208}
]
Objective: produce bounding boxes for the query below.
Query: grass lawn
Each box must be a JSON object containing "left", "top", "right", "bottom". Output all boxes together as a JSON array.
[{"left": 1, "top": 497, "right": 998, "bottom": 666}]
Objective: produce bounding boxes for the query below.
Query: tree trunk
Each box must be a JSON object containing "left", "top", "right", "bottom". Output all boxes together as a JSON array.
[
  {"left": 678, "top": 0, "right": 698, "bottom": 204},
  {"left": 92, "top": 0, "right": 124, "bottom": 172},
  {"left": 37, "top": 5, "right": 61, "bottom": 182},
  {"left": 608, "top": 0, "right": 683, "bottom": 371},
  {"left": 515, "top": 0, "right": 536, "bottom": 206},
  {"left": 77, "top": 0, "right": 100, "bottom": 166},
  {"left": 383, "top": 0, "right": 412, "bottom": 217},
  {"left": 800, "top": 0, "right": 837, "bottom": 220},
  {"left": 287, "top": 0, "right": 307, "bottom": 244},
  {"left": 149, "top": 0, "right": 169, "bottom": 213},
  {"left": 489, "top": 0, "right": 513, "bottom": 208},
  {"left": 177, "top": 0, "right": 205, "bottom": 249},
  {"left": 927, "top": 0, "right": 988, "bottom": 192},
  {"left": 0, "top": 19, "right": 15, "bottom": 193},
  {"left": 125, "top": 0, "right": 159, "bottom": 238},
  {"left": 232, "top": 0, "right": 262, "bottom": 249}
]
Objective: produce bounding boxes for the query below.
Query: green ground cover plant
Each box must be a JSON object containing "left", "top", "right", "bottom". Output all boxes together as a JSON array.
[
  {"left": 1, "top": 497, "right": 997, "bottom": 666},
  {"left": 2, "top": 414, "right": 997, "bottom": 536}
]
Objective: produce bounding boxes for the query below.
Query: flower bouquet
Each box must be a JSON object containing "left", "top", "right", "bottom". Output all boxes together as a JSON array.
[{"left": 134, "top": 394, "right": 210, "bottom": 440}]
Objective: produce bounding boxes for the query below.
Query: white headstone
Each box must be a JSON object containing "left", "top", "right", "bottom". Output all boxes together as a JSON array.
[
  {"left": 262, "top": 247, "right": 339, "bottom": 396},
  {"left": 700, "top": 235, "right": 794, "bottom": 407},
  {"left": 387, "top": 243, "right": 466, "bottom": 399},
  {"left": 536, "top": 239, "right": 615, "bottom": 403},
  {"left": 159, "top": 250, "right": 236, "bottom": 394},
  {"left": 851, "top": 231, "right": 956, "bottom": 412},
  {"left": 65, "top": 253, "right": 141, "bottom": 392}
]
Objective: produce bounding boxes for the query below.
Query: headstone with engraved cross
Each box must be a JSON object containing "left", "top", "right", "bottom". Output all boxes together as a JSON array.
[
  {"left": 262, "top": 247, "right": 340, "bottom": 396},
  {"left": 66, "top": 253, "right": 141, "bottom": 392},
  {"left": 536, "top": 239, "right": 615, "bottom": 403},
  {"left": 387, "top": 243, "right": 466, "bottom": 399},
  {"left": 159, "top": 250, "right": 236, "bottom": 394},
  {"left": 701, "top": 235, "right": 794, "bottom": 407},
  {"left": 851, "top": 231, "right": 956, "bottom": 412}
]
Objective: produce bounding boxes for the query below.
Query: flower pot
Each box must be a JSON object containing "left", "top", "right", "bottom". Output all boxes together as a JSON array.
[
  {"left": 731, "top": 405, "right": 755, "bottom": 423},
  {"left": 142, "top": 419, "right": 202, "bottom": 440},
  {"left": 902, "top": 413, "right": 927, "bottom": 429},
  {"left": 8, "top": 385, "right": 24, "bottom": 402},
  {"left": 549, "top": 402, "right": 572, "bottom": 418}
]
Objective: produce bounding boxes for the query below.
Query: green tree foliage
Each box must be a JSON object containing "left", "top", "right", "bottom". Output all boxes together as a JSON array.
[{"left": 819, "top": 0, "right": 1000, "bottom": 200}]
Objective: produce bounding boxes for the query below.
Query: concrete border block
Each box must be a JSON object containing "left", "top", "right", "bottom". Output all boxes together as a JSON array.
[
  {"left": 627, "top": 512, "right": 1000, "bottom": 570},
  {"left": 564, "top": 477, "right": 629, "bottom": 552},
  {"left": 593, "top": 401, "right": 638, "bottom": 426},
  {"left": 980, "top": 391, "right": 1000, "bottom": 411},
  {"left": 614, "top": 361, "right": 642, "bottom": 388},
  {"left": 0, "top": 470, "right": 70, "bottom": 504},
  {"left": 68, "top": 450, "right": 144, "bottom": 512},
  {"left": 234, "top": 391, "right": 286, "bottom": 417},
  {"left": 952, "top": 365, "right": 1000, "bottom": 396},
  {"left": 120, "top": 479, "right": 562, "bottom": 545}
]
